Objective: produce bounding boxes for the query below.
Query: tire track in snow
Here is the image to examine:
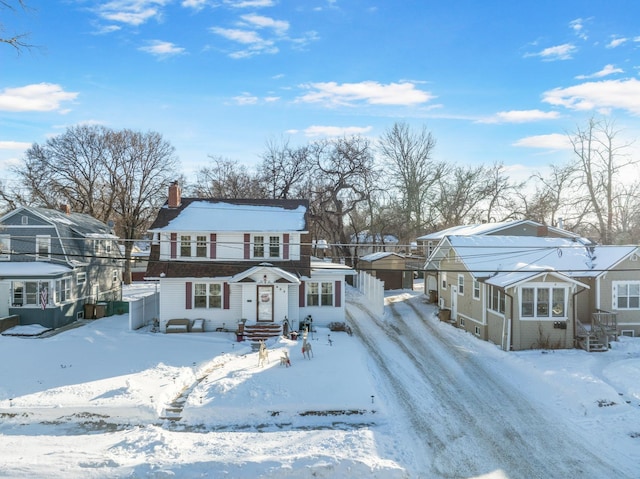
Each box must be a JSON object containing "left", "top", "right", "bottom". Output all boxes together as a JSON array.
[{"left": 348, "top": 293, "right": 632, "bottom": 478}]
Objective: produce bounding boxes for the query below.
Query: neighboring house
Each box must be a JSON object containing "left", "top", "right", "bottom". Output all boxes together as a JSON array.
[
  {"left": 419, "top": 219, "right": 579, "bottom": 295},
  {"left": 350, "top": 231, "right": 400, "bottom": 258},
  {"left": 425, "top": 235, "right": 639, "bottom": 351},
  {"left": 0, "top": 205, "right": 123, "bottom": 329},
  {"left": 144, "top": 183, "right": 354, "bottom": 333},
  {"left": 357, "top": 252, "right": 414, "bottom": 290}
]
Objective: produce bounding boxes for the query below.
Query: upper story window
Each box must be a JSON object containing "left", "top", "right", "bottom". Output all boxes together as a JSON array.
[
  {"left": 0, "top": 235, "right": 10, "bottom": 261},
  {"left": 196, "top": 235, "right": 207, "bottom": 257},
  {"left": 180, "top": 235, "right": 192, "bottom": 257},
  {"left": 36, "top": 235, "right": 51, "bottom": 260},
  {"left": 253, "top": 235, "right": 281, "bottom": 259}
]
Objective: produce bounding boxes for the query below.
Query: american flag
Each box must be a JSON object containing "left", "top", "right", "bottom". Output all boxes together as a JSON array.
[{"left": 40, "top": 287, "right": 48, "bottom": 310}]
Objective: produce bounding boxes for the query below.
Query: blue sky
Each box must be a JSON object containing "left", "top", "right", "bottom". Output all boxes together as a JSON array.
[{"left": 2, "top": 0, "right": 640, "bottom": 188}]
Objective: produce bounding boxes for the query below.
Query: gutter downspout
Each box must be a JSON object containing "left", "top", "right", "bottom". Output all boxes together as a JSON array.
[{"left": 505, "top": 289, "right": 514, "bottom": 351}]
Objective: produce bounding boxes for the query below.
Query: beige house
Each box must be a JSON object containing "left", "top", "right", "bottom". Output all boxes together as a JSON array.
[{"left": 425, "top": 235, "right": 639, "bottom": 351}]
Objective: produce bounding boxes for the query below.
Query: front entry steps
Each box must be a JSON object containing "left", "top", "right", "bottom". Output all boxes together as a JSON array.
[{"left": 243, "top": 322, "right": 282, "bottom": 342}]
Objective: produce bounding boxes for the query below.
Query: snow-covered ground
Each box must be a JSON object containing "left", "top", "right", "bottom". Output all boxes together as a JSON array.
[{"left": 0, "top": 283, "right": 638, "bottom": 478}]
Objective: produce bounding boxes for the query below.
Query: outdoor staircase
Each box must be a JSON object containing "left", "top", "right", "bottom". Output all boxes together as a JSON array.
[
  {"left": 576, "top": 312, "right": 618, "bottom": 353},
  {"left": 242, "top": 322, "right": 283, "bottom": 342}
]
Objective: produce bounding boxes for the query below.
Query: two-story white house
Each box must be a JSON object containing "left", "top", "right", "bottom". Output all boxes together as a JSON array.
[{"left": 145, "top": 183, "right": 353, "bottom": 333}]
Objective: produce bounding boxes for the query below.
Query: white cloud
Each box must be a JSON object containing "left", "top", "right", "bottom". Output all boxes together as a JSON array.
[
  {"left": 96, "top": 0, "right": 170, "bottom": 26},
  {"left": 513, "top": 133, "right": 573, "bottom": 150},
  {"left": 525, "top": 43, "right": 576, "bottom": 61},
  {"left": 300, "top": 125, "right": 373, "bottom": 137},
  {"left": 240, "top": 14, "right": 289, "bottom": 35},
  {"left": 211, "top": 26, "right": 277, "bottom": 57},
  {"left": 224, "top": 0, "right": 274, "bottom": 7},
  {"left": 606, "top": 37, "right": 628, "bottom": 48},
  {"left": 0, "top": 140, "right": 31, "bottom": 150},
  {"left": 0, "top": 83, "right": 78, "bottom": 112},
  {"left": 233, "top": 93, "right": 259, "bottom": 105},
  {"left": 575, "top": 64, "right": 623, "bottom": 80},
  {"left": 297, "top": 81, "right": 434, "bottom": 107},
  {"left": 480, "top": 109, "right": 560, "bottom": 124},
  {"left": 542, "top": 78, "right": 640, "bottom": 115},
  {"left": 569, "top": 18, "right": 588, "bottom": 40},
  {"left": 138, "top": 40, "right": 186, "bottom": 57},
  {"left": 181, "top": 0, "right": 208, "bottom": 9}
]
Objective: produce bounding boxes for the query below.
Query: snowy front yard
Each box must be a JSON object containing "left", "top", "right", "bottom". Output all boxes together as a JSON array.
[{"left": 0, "top": 284, "right": 638, "bottom": 478}]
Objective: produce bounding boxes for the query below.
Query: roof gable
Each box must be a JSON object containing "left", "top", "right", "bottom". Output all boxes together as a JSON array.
[{"left": 433, "top": 235, "right": 637, "bottom": 285}]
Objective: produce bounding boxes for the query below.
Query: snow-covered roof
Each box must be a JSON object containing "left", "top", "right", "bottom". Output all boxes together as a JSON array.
[
  {"left": 417, "top": 219, "right": 578, "bottom": 241},
  {"left": 360, "top": 252, "right": 404, "bottom": 262},
  {"left": 435, "top": 235, "right": 637, "bottom": 288},
  {"left": 149, "top": 200, "right": 308, "bottom": 233},
  {"left": 0, "top": 261, "right": 73, "bottom": 278}
]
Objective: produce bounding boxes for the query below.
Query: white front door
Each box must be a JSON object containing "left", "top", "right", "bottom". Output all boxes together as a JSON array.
[
  {"left": 450, "top": 285, "right": 458, "bottom": 322},
  {"left": 257, "top": 285, "right": 274, "bottom": 322}
]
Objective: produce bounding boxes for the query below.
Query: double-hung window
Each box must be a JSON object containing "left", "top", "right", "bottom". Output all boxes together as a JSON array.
[
  {"left": 458, "top": 275, "right": 464, "bottom": 295},
  {"left": 473, "top": 279, "right": 480, "bottom": 300},
  {"left": 36, "top": 235, "right": 51, "bottom": 260},
  {"left": 180, "top": 235, "right": 192, "bottom": 257},
  {"left": 253, "top": 236, "right": 265, "bottom": 258},
  {"left": 613, "top": 282, "right": 640, "bottom": 310},
  {"left": 196, "top": 235, "right": 207, "bottom": 257},
  {"left": 194, "top": 283, "right": 222, "bottom": 309},
  {"left": 55, "top": 278, "right": 71, "bottom": 303},
  {"left": 306, "top": 282, "right": 333, "bottom": 307}
]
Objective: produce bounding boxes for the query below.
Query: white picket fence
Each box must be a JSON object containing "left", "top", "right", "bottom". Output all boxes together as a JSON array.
[
  {"left": 354, "top": 271, "right": 384, "bottom": 318},
  {"left": 129, "top": 292, "right": 159, "bottom": 330}
]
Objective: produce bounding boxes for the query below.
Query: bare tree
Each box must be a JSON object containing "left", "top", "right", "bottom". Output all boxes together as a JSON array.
[
  {"left": 568, "top": 117, "right": 636, "bottom": 244},
  {"left": 434, "top": 164, "right": 492, "bottom": 227},
  {"left": 378, "top": 122, "right": 445, "bottom": 237},
  {"left": 12, "top": 125, "right": 180, "bottom": 283},
  {"left": 307, "top": 136, "right": 380, "bottom": 266},
  {"left": 258, "top": 138, "right": 312, "bottom": 199},
  {"left": 106, "top": 129, "right": 179, "bottom": 283},
  {"left": 192, "top": 156, "right": 263, "bottom": 198},
  {"left": 1, "top": 1, "right": 33, "bottom": 52}
]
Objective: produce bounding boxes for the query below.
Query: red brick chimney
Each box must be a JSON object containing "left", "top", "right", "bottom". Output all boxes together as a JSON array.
[
  {"left": 60, "top": 204, "right": 71, "bottom": 215},
  {"left": 168, "top": 181, "right": 181, "bottom": 208}
]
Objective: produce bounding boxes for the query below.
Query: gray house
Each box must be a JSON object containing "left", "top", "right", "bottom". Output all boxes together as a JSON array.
[{"left": 0, "top": 205, "right": 123, "bottom": 330}]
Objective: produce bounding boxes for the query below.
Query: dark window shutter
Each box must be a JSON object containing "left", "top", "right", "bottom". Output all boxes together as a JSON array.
[
  {"left": 224, "top": 282, "right": 230, "bottom": 310},
  {"left": 335, "top": 280, "right": 341, "bottom": 307},
  {"left": 283, "top": 234, "right": 290, "bottom": 260},
  {"left": 299, "top": 281, "right": 305, "bottom": 307},
  {"left": 210, "top": 233, "right": 217, "bottom": 259},
  {"left": 185, "top": 282, "right": 192, "bottom": 309},
  {"left": 244, "top": 233, "right": 250, "bottom": 259},
  {"left": 170, "top": 233, "right": 177, "bottom": 259}
]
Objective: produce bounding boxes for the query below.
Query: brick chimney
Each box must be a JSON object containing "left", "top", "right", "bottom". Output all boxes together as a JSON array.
[
  {"left": 168, "top": 181, "right": 181, "bottom": 208},
  {"left": 60, "top": 204, "right": 71, "bottom": 215}
]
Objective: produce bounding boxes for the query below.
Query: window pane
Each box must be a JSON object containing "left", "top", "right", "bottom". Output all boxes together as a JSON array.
[
  {"left": 180, "top": 236, "right": 191, "bottom": 257},
  {"left": 630, "top": 297, "right": 640, "bottom": 308},
  {"left": 552, "top": 288, "right": 565, "bottom": 317},
  {"left": 254, "top": 236, "right": 264, "bottom": 258},
  {"left": 522, "top": 288, "right": 534, "bottom": 317},
  {"left": 536, "top": 288, "right": 549, "bottom": 316},
  {"left": 196, "top": 235, "right": 207, "bottom": 257},
  {"left": 307, "top": 282, "right": 319, "bottom": 306},
  {"left": 321, "top": 282, "right": 333, "bottom": 306},
  {"left": 630, "top": 284, "right": 640, "bottom": 296},
  {"left": 209, "top": 284, "right": 222, "bottom": 308},
  {"left": 194, "top": 283, "right": 207, "bottom": 308},
  {"left": 26, "top": 282, "right": 38, "bottom": 305},
  {"left": 269, "top": 236, "right": 279, "bottom": 257}
]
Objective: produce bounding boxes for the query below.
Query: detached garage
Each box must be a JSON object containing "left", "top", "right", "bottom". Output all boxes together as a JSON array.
[{"left": 357, "top": 252, "right": 414, "bottom": 290}]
